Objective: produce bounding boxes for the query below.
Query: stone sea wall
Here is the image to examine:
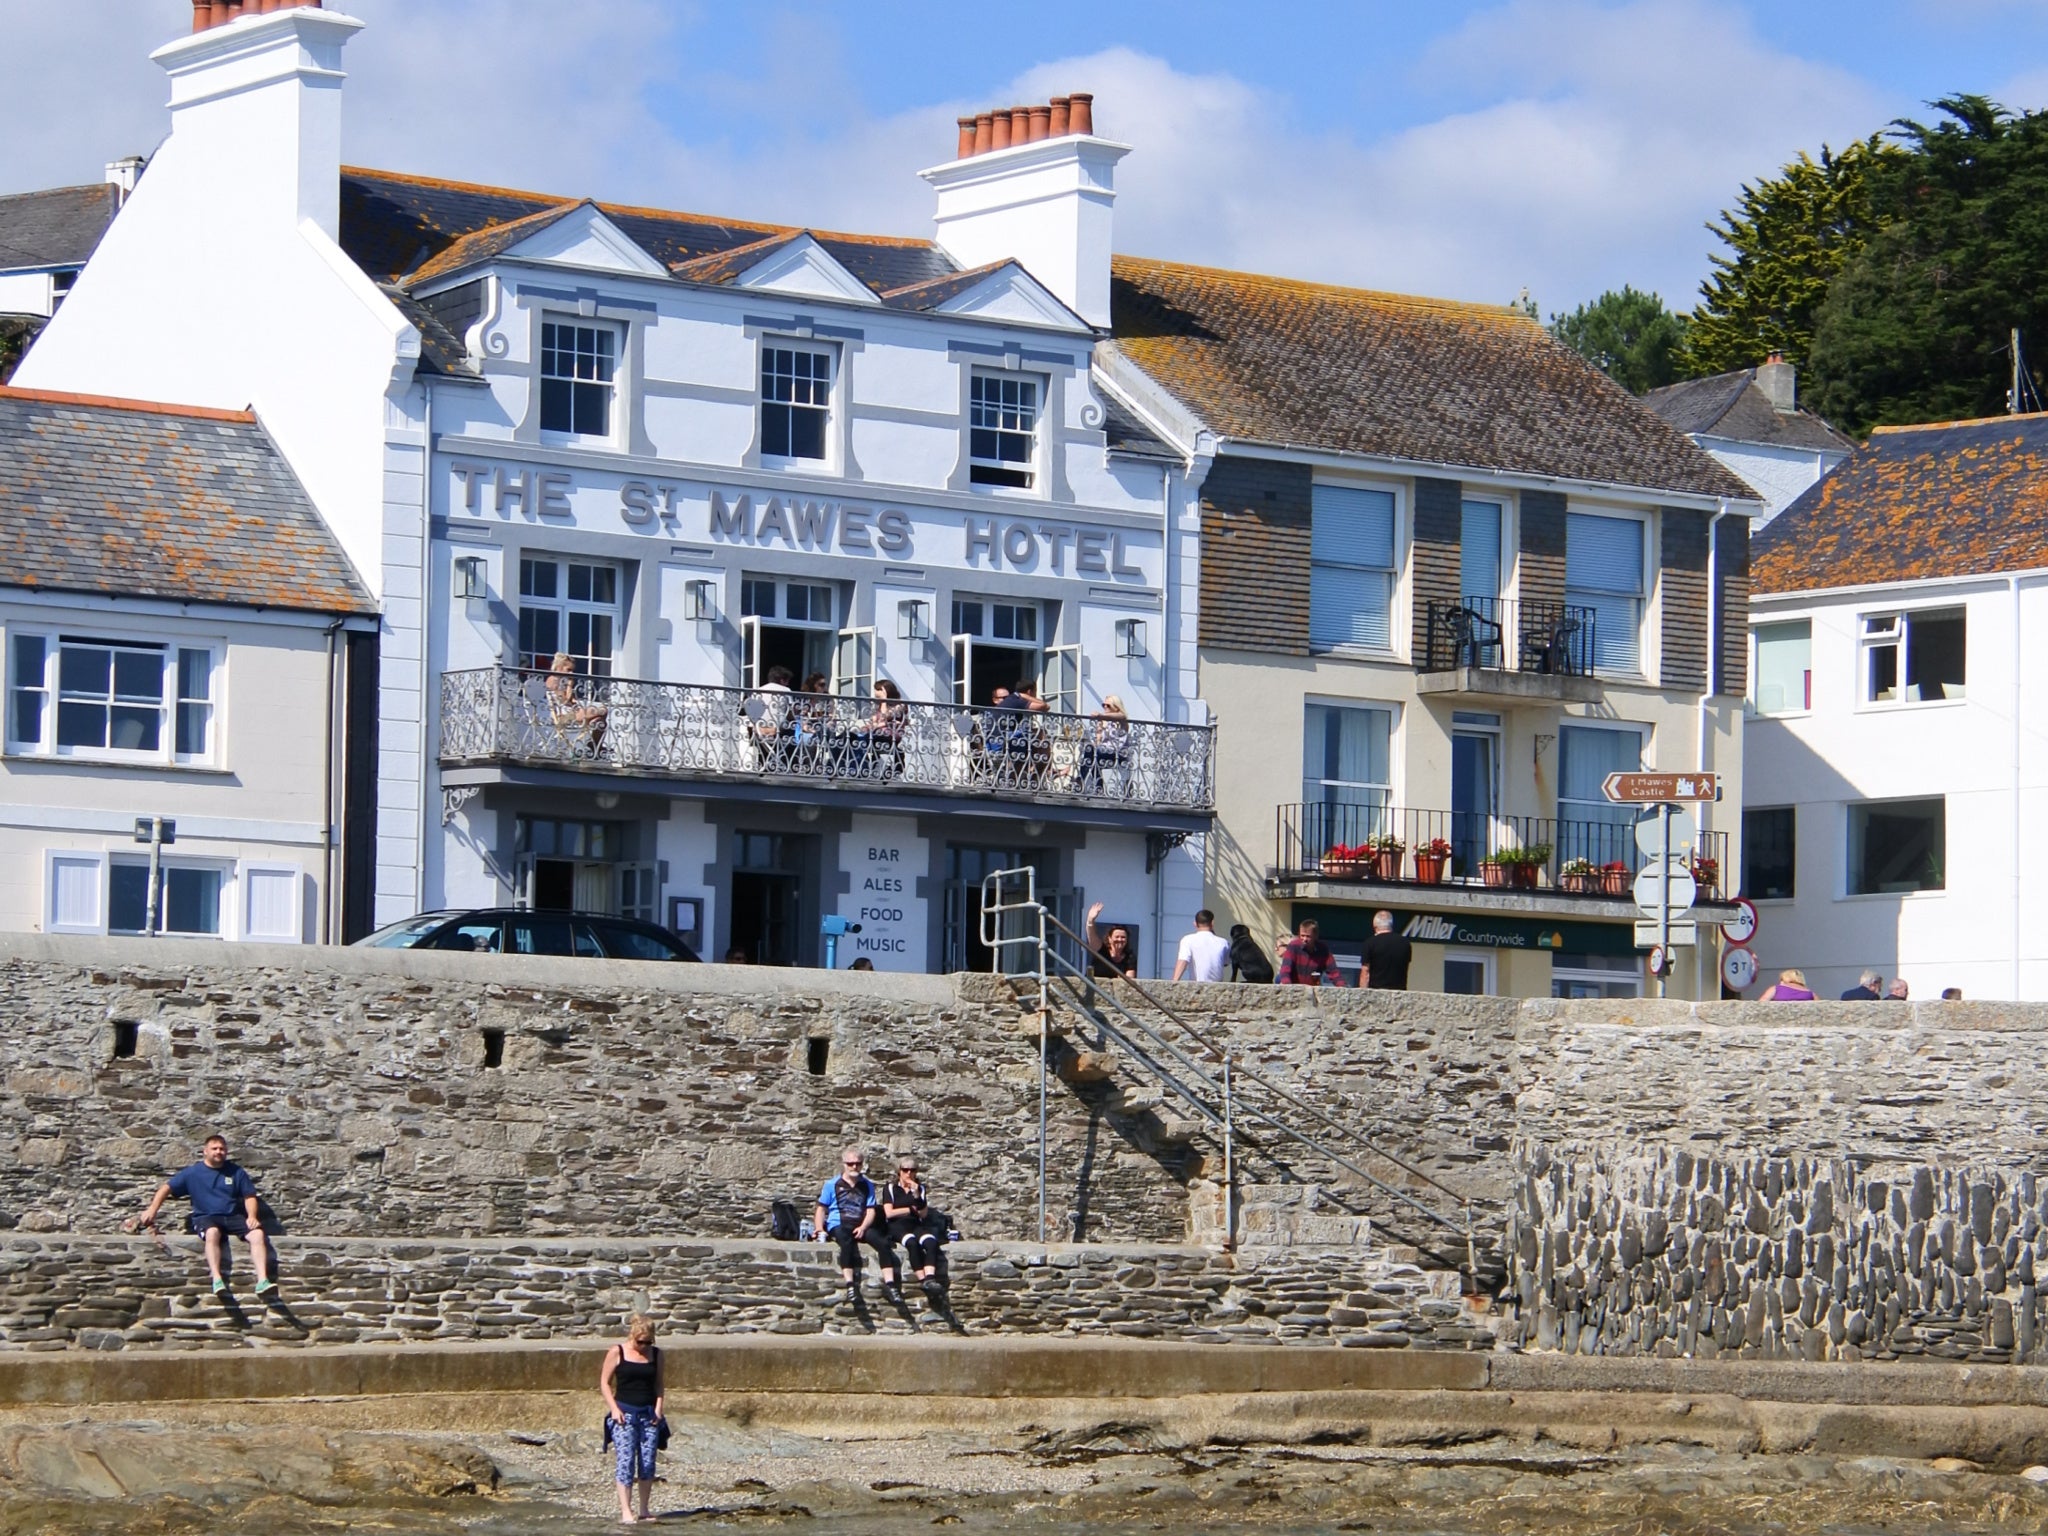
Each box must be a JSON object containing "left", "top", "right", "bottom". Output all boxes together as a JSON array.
[
  {"left": 1506, "top": 1143, "right": 2048, "bottom": 1364},
  {"left": 0, "top": 1233, "right": 1486, "bottom": 1352}
]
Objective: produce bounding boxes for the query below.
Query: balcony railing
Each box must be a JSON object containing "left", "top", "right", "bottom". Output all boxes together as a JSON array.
[
  {"left": 1420, "top": 598, "right": 1598, "bottom": 677},
  {"left": 1275, "top": 801, "right": 1729, "bottom": 900},
  {"left": 440, "top": 666, "right": 1216, "bottom": 814}
]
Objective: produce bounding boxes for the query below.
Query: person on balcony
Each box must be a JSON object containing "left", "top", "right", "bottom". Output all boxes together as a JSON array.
[
  {"left": 1076, "top": 695, "right": 1130, "bottom": 795},
  {"left": 1276, "top": 917, "right": 1346, "bottom": 986},
  {"left": 793, "top": 671, "right": 831, "bottom": 755},
  {"left": 545, "top": 651, "right": 609, "bottom": 754},
  {"left": 845, "top": 679, "right": 908, "bottom": 779},
  {"left": 750, "top": 665, "right": 796, "bottom": 770}
]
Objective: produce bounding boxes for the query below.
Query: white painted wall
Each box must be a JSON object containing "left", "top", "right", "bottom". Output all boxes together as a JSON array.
[
  {"left": 1745, "top": 573, "right": 2048, "bottom": 998},
  {"left": 0, "top": 271, "right": 57, "bottom": 320},
  {"left": 1697, "top": 436, "right": 1848, "bottom": 526}
]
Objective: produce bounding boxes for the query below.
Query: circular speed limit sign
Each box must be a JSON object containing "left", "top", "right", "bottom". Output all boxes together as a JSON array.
[
  {"left": 1647, "top": 944, "right": 1669, "bottom": 978},
  {"left": 1722, "top": 946, "right": 1759, "bottom": 992},
  {"left": 1721, "top": 898, "right": 1759, "bottom": 946}
]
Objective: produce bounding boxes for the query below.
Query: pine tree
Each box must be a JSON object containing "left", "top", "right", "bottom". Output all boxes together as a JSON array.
[
  {"left": 1549, "top": 287, "right": 1689, "bottom": 393},
  {"left": 1807, "top": 97, "right": 2048, "bottom": 433},
  {"left": 1682, "top": 136, "right": 1896, "bottom": 377}
]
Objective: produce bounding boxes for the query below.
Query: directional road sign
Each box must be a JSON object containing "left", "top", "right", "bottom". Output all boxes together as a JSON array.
[
  {"left": 1602, "top": 771, "right": 1721, "bottom": 804},
  {"left": 1633, "top": 862, "right": 1697, "bottom": 914}
]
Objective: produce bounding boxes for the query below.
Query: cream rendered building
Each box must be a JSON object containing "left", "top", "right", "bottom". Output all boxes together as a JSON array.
[{"left": 1104, "top": 271, "right": 1759, "bottom": 998}]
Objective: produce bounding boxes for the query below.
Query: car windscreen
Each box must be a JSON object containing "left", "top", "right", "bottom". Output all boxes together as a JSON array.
[{"left": 357, "top": 913, "right": 456, "bottom": 948}]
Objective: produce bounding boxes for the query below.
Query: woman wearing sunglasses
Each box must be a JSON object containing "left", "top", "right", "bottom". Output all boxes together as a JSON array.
[{"left": 880, "top": 1157, "right": 946, "bottom": 1305}]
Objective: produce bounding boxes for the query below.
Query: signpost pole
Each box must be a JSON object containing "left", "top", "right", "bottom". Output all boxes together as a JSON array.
[
  {"left": 144, "top": 818, "right": 164, "bottom": 939},
  {"left": 1658, "top": 804, "right": 1672, "bottom": 998}
]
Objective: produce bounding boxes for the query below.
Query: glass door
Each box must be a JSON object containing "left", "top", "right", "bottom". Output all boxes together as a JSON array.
[{"left": 1450, "top": 728, "right": 1497, "bottom": 876}]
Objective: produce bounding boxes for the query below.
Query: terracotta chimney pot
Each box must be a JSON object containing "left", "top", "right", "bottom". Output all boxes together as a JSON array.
[
  {"left": 1007, "top": 107, "right": 1029, "bottom": 143},
  {"left": 957, "top": 116, "right": 978, "bottom": 159},
  {"left": 1069, "top": 92, "right": 1094, "bottom": 135},
  {"left": 1028, "top": 104, "right": 1051, "bottom": 142},
  {"left": 973, "top": 112, "right": 995, "bottom": 155},
  {"left": 990, "top": 110, "right": 1012, "bottom": 150},
  {"left": 1049, "top": 96, "right": 1071, "bottom": 136}
]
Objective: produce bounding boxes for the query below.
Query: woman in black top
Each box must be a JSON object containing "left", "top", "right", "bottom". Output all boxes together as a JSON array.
[
  {"left": 881, "top": 1156, "right": 945, "bottom": 1304},
  {"left": 601, "top": 1314, "right": 664, "bottom": 1523}
]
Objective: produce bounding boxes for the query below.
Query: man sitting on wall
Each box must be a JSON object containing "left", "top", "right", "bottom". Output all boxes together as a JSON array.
[
  {"left": 1840, "top": 970, "right": 1883, "bottom": 1001},
  {"left": 125, "top": 1134, "right": 277, "bottom": 1298}
]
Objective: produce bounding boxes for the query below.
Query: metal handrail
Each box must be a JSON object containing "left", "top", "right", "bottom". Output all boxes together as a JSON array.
[{"left": 980, "top": 869, "right": 1477, "bottom": 1275}]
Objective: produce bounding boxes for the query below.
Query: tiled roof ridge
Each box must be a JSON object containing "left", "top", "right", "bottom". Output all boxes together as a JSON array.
[
  {"left": 0, "top": 181, "right": 109, "bottom": 202},
  {"left": 0, "top": 385, "right": 254, "bottom": 424},
  {"left": 343, "top": 165, "right": 935, "bottom": 253},
  {"left": 880, "top": 258, "right": 1015, "bottom": 299},
  {"left": 402, "top": 197, "right": 583, "bottom": 285},
  {"left": 1870, "top": 413, "right": 2046, "bottom": 435},
  {"left": 1111, "top": 252, "right": 1535, "bottom": 325}
]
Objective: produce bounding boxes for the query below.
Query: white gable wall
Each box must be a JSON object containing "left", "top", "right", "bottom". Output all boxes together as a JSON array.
[{"left": 13, "top": 6, "right": 415, "bottom": 599}]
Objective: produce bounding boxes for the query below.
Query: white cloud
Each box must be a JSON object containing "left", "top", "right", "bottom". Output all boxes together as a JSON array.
[{"left": 1, "top": 0, "right": 1888, "bottom": 313}]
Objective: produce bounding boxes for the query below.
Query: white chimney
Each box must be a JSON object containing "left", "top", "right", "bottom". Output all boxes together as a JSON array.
[
  {"left": 151, "top": 2, "right": 363, "bottom": 242},
  {"left": 920, "top": 94, "right": 1129, "bottom": 329},
  {"left": 104, "top": 156, "right": 147, "bottom": 204},
  {"left": 1755, "top": 352, "right": 1797, "bottom": 413}
]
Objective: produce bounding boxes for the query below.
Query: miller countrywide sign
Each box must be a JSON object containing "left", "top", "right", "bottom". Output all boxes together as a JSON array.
[{"left": 1601, "top": 772, "right": 1721, "bottom": 803}]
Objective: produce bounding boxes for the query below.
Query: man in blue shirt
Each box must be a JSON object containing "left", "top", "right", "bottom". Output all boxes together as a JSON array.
[
  {"left": 127, "top": 1134, "right": 275, "bottom": 1297},
  {"left": 812, "top": 1147, "right": 898, "bottom": 1306}
]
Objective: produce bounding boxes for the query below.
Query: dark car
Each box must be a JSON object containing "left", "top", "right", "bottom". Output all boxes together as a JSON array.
[{"left": 356, "top": 908, "right": 699, "bottom": 962}]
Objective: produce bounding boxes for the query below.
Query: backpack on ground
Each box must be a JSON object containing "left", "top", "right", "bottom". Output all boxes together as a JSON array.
[
  {"left": 1228, "top": 924, "right": 1275, "bottom": 984},
  {"left": 770, "top": 1199, "right": 802, "bottom": 1241}
]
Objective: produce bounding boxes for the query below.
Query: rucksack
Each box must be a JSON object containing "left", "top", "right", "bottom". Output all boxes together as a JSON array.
[
  {"left": 769, "top": 1199, "right": 802, "bottom": 1241},
  {"left": 1228, "top": 925, "right": 1275, "bottom": 984}
]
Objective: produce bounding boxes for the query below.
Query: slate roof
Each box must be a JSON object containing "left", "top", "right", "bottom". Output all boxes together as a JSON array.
[
  {"left": 1098, "top": 391, "right": 1178, "bottom": 461},
  {"left": 1640, "top": 369, "right": 1855, "bottom": 454},
  {"left": 1752, "top": 415, "right": 2048, "bottom": 594},
  {"left": 340, "top": 168, "right": 957, "bottom": 302},
  {"left": 0, "top": 387, "right": 376, "bottom": 615},
  {"left": 0, "top": 183, "right": 116, "bottom": 273},
  {"left": 1108, "top": 256, "right": 1754, "bottom": 502}
]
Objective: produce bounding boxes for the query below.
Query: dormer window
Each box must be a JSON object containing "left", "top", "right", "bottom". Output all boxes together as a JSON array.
[
  {"left": 540, "top": 320, "right": 616, "bottom": 438},
  {"left": 969, "top": 371, "right": 1039, "bottom": 488},
  {"left": 761, "top": 345, "right": 832, "bottom": 462}
]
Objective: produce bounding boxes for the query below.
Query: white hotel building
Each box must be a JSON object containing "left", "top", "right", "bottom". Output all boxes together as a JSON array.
[{"left": 17, "top": 1, "right": 1208, "bottom": 969}]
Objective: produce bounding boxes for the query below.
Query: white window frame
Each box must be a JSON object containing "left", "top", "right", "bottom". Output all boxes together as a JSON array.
[
  {"left": 1564, "top": 508, "right": 1649, "bottom": 677},
  {"left": 517, "top": 556, "right": 621, "bottom": 675},
  {"left": 1442, "top": 948, "right": 1496, "bottom": 996},
  {"left": 1857, "top": 606, "right": 1967, "bottom": 710},
  {"left": 759, "top": 341, "right": 836, "bottom": 467},
  {"left": 1845, "top": 796, "right": 1945, "bottom": 897},
  {"left": 107, "top": 853, "right": 232, "bottom": 939},
  {"left": 538, "top": 317, "right": 621, "bottom": 444},
  {"left": 1458, "top": 497, "right": 1508, "bottom": 607},
  {"left": 6, "top": 628, "right": 222, "bottom": 768},
  {"left": 1550, "top": 953, "right": 1644, "bottom": 999},
  {"left": 968, "top": 369, "right": 1043, "bottom": 491},
  {"left": 1308, "top": 481, "right": 1402, "bottom": 656}
]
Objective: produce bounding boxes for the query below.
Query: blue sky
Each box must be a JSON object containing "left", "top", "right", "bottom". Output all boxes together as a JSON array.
[{"left": 8, "top": 0, "right": 2046, "bottom": 315}]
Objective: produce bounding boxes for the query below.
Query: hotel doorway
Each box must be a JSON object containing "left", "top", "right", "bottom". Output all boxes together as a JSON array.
[{"left": 728, "top": 831, "right": 812, "bottom": 965}]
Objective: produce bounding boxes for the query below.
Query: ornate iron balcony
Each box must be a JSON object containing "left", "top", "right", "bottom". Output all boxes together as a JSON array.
[{"left": 439, "top": 666, "right": 1216, "bottom": 814}]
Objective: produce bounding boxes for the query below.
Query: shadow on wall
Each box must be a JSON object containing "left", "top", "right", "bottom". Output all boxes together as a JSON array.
[
  {"left": 1509, "top": 1140, "right": 2044, "bottom": 1364},
  {"left": 1741, "top": 720, "right": 1904, "bottom": 996}
]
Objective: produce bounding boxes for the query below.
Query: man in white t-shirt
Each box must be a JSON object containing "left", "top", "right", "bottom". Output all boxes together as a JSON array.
[{"left": 1171, "top": 909, "right": 1231, "bottom": 983}]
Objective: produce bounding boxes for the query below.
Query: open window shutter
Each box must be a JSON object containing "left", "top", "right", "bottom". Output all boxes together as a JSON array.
[
  {"left": 241, "top": 863, "right": 304, "bottom": 943},
  {"left": 833, "top": 627, "right": 875, "bottom": 697},
  {"left": 1044, "top": 644, "right": 1082, "bottom": 714},
  {"left": 45, "top": 850, "right": 106, "bottom": 935},
  {"left": 513, "top": 854, "right": 537, "bottom": 910},
  {"left": 952, "top": 635, "right": 974, "bottom": 706},
  {"left": 740, "top": 617, "right": 763, "bottom": 689}
]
